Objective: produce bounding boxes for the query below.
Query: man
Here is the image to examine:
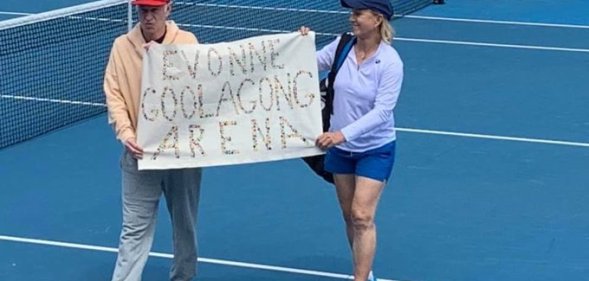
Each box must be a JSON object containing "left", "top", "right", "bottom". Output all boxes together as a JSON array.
[{"left": 103, "top": 1, "right": 201, "bottom": 280}]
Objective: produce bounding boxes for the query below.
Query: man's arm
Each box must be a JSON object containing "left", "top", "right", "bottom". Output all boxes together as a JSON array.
[{"left": 104, "top": 42, "right": 135, "bottom": 143}]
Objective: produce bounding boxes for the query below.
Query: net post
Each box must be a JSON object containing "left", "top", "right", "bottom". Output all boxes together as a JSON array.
[{"left": 127, "top": 0, "right": 132, "bottom": 31}]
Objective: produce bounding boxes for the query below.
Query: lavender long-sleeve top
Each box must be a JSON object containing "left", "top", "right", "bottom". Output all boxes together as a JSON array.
[{"left": 317, "top": 37, "right": 404, "bottom": 152}]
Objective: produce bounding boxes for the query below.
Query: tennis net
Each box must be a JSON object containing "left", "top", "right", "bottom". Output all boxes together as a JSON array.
[{"left": 0, "top": 0, "right": 433, "bottom": 148}]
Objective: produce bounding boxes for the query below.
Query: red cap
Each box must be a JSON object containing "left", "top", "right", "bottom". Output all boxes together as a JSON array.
[{"left": 131, "top": 0, "right": 170, "bottom": 6}]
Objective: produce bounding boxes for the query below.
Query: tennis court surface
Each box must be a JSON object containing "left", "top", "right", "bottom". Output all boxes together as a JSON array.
[{"left": 1, "top": 1, "right": 588, "bottom": 281}]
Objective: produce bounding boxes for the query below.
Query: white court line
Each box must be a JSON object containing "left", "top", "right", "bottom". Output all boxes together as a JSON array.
[
  {"left": 1, "top": 95, "right": 107, "bottom": 107},
  {"left": 4, "top": 4, "right": 589, "bottom": 30},
  {"left": 0, "top": 11, "right": 124, "bottom": 23},
  {"left": 175, "top": 1, "right": 348, "bottom": 14},
  {"left": 403, "top": 15, "right": 589, "bottom": 29},
  {"left": 393, "top": 37, "right": 589, "bottom": 53},
  {"left": 175, "top": 2, "right": 589, "bottom": 30},
  {"left": 0, "top": 11, "right": 31, "bottom": 16},
  {"left": 1, "top": 94, "right": 588, "bottom": 148},
  {"left": 1, "top": 9, "right": 588, "bottom": 52},
  {"left": 1, "top": 12, "right": 586, "bottom": 52},
  {"left": 0, "top": 235, "right": 400, "bottom": 281},
  {"left": 397, "top": 128, "right": 589, "bottom": 148},
  {"left": 174, "top": 23, "right": 589, "bottom": 53}
]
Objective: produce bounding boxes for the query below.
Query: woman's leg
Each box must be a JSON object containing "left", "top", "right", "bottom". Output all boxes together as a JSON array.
[
  {"left": 350, "top": 176, "right": 384, "bottom": 281},
  {"left": 334, "top": 174, "right": 357, "bottom": 249}
]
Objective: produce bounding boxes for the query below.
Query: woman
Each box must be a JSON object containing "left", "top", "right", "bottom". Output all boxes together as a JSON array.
[{"left": 301, "top": 0, "right": 403, "bottom": 280}]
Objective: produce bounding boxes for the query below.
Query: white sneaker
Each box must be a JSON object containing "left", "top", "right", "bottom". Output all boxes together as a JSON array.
[{"left": 368, "top": 271, "right": 377, "bottom": 281}]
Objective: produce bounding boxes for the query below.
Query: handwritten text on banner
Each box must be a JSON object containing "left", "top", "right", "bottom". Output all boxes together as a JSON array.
[{"left": 137, "top": 32, "right": 323, "bottom": 170}]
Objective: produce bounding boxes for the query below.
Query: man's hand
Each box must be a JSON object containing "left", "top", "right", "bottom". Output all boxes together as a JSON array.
[
  {"left": 124, "top": 138, "right": 144, "bottom": 159},
  {"left": 143, "top": 41, "right": 158, "bottom": 52},
  {"left": 298, "top": 26, "right": 311, "bottom": 36},
  {"left": 316, "top": 131, "right": 346, "bottom": 150}
]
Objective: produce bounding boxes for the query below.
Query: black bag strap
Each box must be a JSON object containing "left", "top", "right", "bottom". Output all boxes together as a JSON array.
[
  {"left": 331, "top": 32, "right": 355, "bottom": 75},
  {"left": 326, "top": 33, "right": 356, "bottom": 115}
]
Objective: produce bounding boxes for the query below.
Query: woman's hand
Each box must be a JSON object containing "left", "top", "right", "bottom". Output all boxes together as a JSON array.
[{"left": 316, "top": 131, "right": 346, "bottom": 150}]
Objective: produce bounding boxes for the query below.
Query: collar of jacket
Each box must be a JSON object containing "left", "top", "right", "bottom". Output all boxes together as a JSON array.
[{"left": 126, "top": 20, "right": 181, "bottom": 55}]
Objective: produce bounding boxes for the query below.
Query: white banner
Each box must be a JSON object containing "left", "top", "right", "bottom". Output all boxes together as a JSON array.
[{"left": 137, "top": 32, "right": 323, "bottom": 170}]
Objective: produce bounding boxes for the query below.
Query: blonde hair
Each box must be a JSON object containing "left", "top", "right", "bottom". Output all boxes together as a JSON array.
[
  {"left": 370, "top": 11, "right": 394, "bottom": 44},
  {"left": 380, "top": 21, "right": 394, "bottom": 44}
]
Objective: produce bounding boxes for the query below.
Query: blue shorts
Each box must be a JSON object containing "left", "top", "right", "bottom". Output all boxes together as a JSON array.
[{"left": 324, "top": 141, "right": 396, "bottom": 182}]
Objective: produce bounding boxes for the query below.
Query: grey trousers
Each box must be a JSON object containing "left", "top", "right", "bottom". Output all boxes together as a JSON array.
[{"left": 111, "top": 152, "right": 202, "bottom": 281}]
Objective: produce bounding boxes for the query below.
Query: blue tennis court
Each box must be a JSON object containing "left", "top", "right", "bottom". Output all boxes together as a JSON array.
[{"left": 1, "top": 1, "right": 588, "bottom": 281}]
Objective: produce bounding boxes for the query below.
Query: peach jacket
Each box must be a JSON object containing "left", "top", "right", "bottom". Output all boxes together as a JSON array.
[{"left": 104, "top": 21, "right": 198, "bottom": 142}]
